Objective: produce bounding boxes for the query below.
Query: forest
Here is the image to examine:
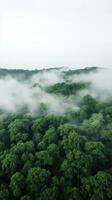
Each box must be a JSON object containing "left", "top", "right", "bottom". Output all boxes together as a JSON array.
[{"left": 0, "top": 67, "right": 111, "bottom": 200}]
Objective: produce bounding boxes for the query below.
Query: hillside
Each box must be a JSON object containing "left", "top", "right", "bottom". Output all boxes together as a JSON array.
[
  {"left": 0, "top": 66, "right": 97, "bottom": 80},
  {"left": 0, "top": 67, "right": 111, "bottom": 200}
]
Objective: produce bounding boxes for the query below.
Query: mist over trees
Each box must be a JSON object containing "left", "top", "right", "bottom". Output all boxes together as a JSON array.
[{"left": 0, "top": 67, "right": 111, "bottom": 200}]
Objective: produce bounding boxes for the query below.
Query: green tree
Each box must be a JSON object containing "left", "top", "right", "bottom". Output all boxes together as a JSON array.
[
  {"left": 27, "top": 167, "right": 51, "bottom": 197},
  {"left": 10, "top": 172, "right": 24, "bottom": 198},
  {"left": 2, "top": 153, "right": 18, "bottom": 175},
  {"left": 82, "top": 171, "right": 112, "bottom": 200},
  {"left": 85, "top": 141, "right": 106, "bottom": 171}
]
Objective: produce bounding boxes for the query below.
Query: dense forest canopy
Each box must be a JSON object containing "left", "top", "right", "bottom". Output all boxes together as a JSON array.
[{"left": 0, "top": 67, "right": 111, "bottom": 200}]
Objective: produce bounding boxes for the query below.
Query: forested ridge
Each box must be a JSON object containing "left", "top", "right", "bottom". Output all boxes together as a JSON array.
[{"left": 0, "top": 67, "right": 111, "bottom": 200}]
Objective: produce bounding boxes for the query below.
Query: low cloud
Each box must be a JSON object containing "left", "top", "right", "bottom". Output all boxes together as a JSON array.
[
  {"left": 69, "top": 68, "right": 112, "bottom": 101},
  {"left": 0, "top": 68, "right": 112, "bottom": 114},
  {"left": 0, "top": 72, "right": 74, "bottom": 114}
]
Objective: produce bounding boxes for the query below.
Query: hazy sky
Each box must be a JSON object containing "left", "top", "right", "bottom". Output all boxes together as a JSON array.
[{"left": 0, "top": 0, "right": 112, "bottom": 69}]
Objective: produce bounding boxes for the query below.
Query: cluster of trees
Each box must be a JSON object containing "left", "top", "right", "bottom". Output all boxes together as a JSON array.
[
  {"left": 0, "top": 94, "right": 111, "bottom": 199},
  {"left": 0, "top": 67, "right": 98, "bottom": 81},
  {"left": 0, "top": 67, "right": 62, "bottom": 81},
  {"left": 63, "top": 67, "right": 98, "bottom": 77},
  {"left": 0, "top": 68, "right": 39, "bottom": 81},
  {"left": 47, "top": 82, "right": 89, "bottom": 95}
]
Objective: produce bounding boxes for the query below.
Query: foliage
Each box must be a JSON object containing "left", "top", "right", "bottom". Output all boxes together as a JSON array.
[{"left": 0, "top": 67, "right": 111, "bottom": 199}]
